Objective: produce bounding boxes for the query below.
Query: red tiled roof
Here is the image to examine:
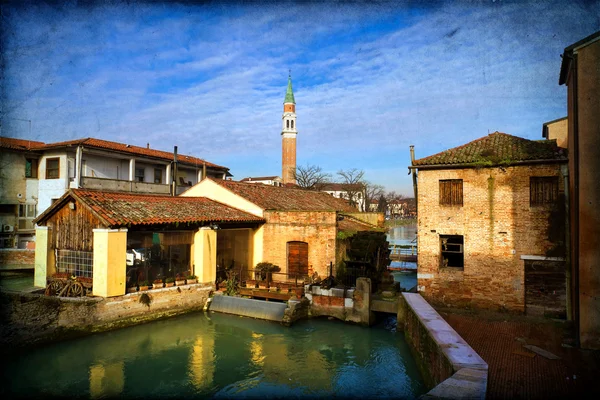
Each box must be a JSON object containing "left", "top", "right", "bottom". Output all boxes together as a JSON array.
[
  {"left": 35, "top": 189, "right": 264, "bottom": 227},
  {"left": 41, "top": 137, "right": 228, "bottom": 171},
  {"left": 0, "top": 136, "right": 45, "bottom": 151},
  {"left": 213, "top": 179, "right": 358, "bottom": 212},
  {"left": 413, "top": 132, "right": 567, "bottom": 168}
]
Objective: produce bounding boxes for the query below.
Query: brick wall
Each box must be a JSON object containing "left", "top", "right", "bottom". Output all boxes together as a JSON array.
[
  {"left": 0, "top": 249, "right": 35, "bottom": 267},
  {"left": 0, "top": 284, "right": 212, "bottom": 347},
  {"left": 262, "top": 210, "right": 337, "bottom": 279},
  {"left": 417, "top": 164, "right": 565, "bottom": 312}
]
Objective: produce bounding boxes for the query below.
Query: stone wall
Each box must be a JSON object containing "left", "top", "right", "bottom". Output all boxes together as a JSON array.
[
  {"left": 417, "top": 164, "right": 565, "bottom": 312},
  {"left": 0, "top": 283, "right": 212, "bottom": 349},
  {"left": 0, "top": 249, "right": 35, "bottom": 269},
  {"left": 305, "top": 277, "right": 374, "bottom": 325},
  {"left": 262, "top": 210, "right": 337, "bottom": 278},
  {"left": 397, "top": 293, "right": 487, "bottom": 398}
]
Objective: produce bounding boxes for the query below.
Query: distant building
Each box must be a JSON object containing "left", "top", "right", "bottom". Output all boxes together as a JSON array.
[
  {"left": 320, "top": 183, "right": 366, "bottom": 212},
  {"left": 240, "top": 176, "right": 283, "bottom": 187},
  {"left": 559, "top": 30, "right": 600, "bottom": 349},
  {"left": 412, "top": 132, "right": 567, "bottom": 315},
  {"left": 0, "top": 136, "right": 229, "bottom": 249},
  {"left": 542, "top": 117, "right": 568, "bottom": 149}
]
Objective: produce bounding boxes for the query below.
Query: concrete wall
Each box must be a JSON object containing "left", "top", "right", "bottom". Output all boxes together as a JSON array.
[
  {"left": 397, "top": 293, "right": 487, "bottom": 398},
  {"left": 0, "top": 284, "right": 212, "bottom": 348},
  {"left": 0, "top": 151, "right": 28, "bottom": 204},
  {"left": 417, "top": 164, "right": 565, "bottom": 312},
  {"left": 262, "top": 210, "right": 337, "bottom": 279}
]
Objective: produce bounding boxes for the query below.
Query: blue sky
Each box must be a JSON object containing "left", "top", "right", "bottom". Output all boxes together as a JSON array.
[{"left": 2, "top": 0, "right": 599, "bottom": 196}]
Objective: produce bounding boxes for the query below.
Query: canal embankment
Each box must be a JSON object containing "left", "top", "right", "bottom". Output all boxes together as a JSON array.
[
  {"left": 0, "top": 283, "right": 212, "bottom": 350},
  {"left": 397, "top": 293, "right": 488, "bottom": 399}
]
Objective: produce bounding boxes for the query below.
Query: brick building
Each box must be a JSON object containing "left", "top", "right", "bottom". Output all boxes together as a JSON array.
[
  {"left": 411, "top": 132, "right": 567, "bottom": 314},
  {"left": 183, "top": 178, "right": 360, "bottom": 279}
]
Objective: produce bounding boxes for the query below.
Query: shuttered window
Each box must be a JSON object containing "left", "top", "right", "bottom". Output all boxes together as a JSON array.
[
  {"left": 530, "top": 176, "right": 558, "bottom": 206},
  {"left": 439, "top": 179, "right": 463, "bottom": 206}
]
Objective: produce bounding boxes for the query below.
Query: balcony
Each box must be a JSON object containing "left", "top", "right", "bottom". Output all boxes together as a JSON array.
[{"left": 77, "top": 177, "right": 171, "bottom": 195}]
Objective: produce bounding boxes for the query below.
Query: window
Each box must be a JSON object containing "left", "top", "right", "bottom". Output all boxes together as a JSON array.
[
  {"left": 154, "top": 168, "right": 162, "bottom": 184},
  {"left": 440, "top": 235, "right": 464, "bottom": 269},
  {"left": 18, "top": 204, "right": 36, "bottom": 230},
  {"left": 439, "top": 179, "right": 463, "bottom": 206},
  {"left": 291, "top": 120, "right": 294, "bottom": 129},
  {"left": 530, "top": 176, "right": 558, "bottom": 206},
  {"left": 135, "top": 168, "right": 145, "bottom": 182},
  {"left": 46, "top": 158, "right": 60, "bottom": 179},
  {"left": 286, "top": 120, "right": 290, "bottom": 129},
  {"left": 25, "top": 158, "right": 38, "bottom": 178}
]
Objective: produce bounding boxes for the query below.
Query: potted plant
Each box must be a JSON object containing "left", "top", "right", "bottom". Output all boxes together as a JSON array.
[
  {"left": 138, "top": 280, "right": 150, "bottom": 291},
  {"left": 152, "top": 278, "right": 164, "bottom": 289},
  {"left": 245, "top": 279, "right": 257, "bottom": 288},
  {"left": 187, "top": 274, "right": 197, "bottom": 285},
  {"left": 165, "top": 277, "right": 175, "bottom": 288},
  {"left": 175, "top": 274, "right": 186, "bottom": 286}
]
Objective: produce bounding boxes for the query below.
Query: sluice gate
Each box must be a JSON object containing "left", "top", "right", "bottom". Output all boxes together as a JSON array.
[{"left": 208, "top": 294, "right": 287, "bottom": 322}]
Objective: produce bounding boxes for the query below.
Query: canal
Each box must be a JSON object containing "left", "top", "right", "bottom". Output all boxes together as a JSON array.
[{"left": 2, "top": 310, "right": 425, "bottom": 399}]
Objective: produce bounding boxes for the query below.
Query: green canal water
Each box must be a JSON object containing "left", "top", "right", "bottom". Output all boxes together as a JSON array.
[{"left": 2, "top": 311, "right": 425, "bottom": 399}]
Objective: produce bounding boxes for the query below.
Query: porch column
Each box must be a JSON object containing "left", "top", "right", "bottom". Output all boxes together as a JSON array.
[
  {"left": 129, "top": 159, "right": 135, "bottom": 181},
  {"left": 252, "top": 225, "right": 264, "bottom": 269},
  {"left": 34, "top": 226, "right": 54, "bottom": 288},
  {"left": 74, "top": 144, "right": 83, "bottom": 188},
  {"left": 93, "top": 228, "right": 127, "bottom": 297},
  {"left": 193, "top": 227, "right": 216, "bottom": 284}
]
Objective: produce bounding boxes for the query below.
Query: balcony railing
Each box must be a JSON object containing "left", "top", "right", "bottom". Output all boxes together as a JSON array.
[{"left": 78, "top": 177, "right": 171, "bottom": 194}]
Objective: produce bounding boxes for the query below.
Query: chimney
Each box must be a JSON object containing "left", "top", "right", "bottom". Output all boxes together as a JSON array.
[{"left": 147, "top": 143, "right": 150, "bottom": 149}]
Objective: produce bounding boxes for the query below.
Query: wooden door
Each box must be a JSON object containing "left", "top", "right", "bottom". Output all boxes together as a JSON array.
[{"left": 287, "top": 241, "right": 308, "bottom": 277}]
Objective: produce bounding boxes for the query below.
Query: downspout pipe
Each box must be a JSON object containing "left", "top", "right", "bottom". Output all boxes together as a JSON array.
[{"left": 561, "top": 164, "right": 572, "bottom": 321}]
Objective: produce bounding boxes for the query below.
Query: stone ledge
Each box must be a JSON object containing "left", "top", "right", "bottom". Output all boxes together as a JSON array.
[{"left": 399, "top": 293, "right": 488, "bottom": 400}]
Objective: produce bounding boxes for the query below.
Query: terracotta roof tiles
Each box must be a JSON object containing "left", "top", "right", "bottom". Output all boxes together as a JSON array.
[
  {"left": 35, "top": 189, "right": 264, "bottom": 228},
  {"left": 38, "top": 137, "right": 227, "bottom": 170},
  {"left": 413, "top": 132, "right": 567, "bottom": 168},
  {"left": 0, "top": 137, "right": 45, "bottom": 151},
  {"left": 215, "top": 179, "right": 358, "bottom": 212}
]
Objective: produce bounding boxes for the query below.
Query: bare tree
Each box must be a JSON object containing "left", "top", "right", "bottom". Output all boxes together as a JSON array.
[
  {"left": 377, "top": 194, "right": 388, "bottom": 213},
  {"left": 337, "top": 168, "right": 365, "bottom": 210},
  {"left": 363, "top": 181, "right": 385, "bottom": 212},
  {"left": 294, "top": 164, "right": 331, "bottom": 190}
]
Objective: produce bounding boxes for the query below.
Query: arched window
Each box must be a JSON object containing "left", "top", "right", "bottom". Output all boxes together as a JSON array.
[
  {"left": 286, "top": 120, "right": 290, "bottom": 129},
  {"left": 291, "top": 120, "right": 294, "bottom": 129}
]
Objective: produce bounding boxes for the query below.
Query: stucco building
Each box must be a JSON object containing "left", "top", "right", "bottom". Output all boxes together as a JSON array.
[
  {"left": 559, "top": 30, "right": 600, "bottom": 349},
  {"left": 33, "top": 179, "right": 373, "bottom": 297},
  {"left": 240, "top": 176, "right": 283, "bottom": 187},
  {"left": 0, "top": 136, "right": 229, "bottom": 250},
  {"left": 411, "top": 132, "right": 567, "bottom": 315}
]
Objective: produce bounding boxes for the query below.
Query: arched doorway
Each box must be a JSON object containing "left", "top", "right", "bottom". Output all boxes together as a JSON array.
[{"left": 287, "top": 241, "right": 308, "bottom": 278}]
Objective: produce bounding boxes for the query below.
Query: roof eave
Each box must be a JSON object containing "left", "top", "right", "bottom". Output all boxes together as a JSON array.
[{"left": 411, "top": 158, "right": 568, "bottom": 170}]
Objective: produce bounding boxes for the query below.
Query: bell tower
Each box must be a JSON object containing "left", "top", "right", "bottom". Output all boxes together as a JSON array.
[{"left": 282, "top": 73, "right": 297, "bottom": 185}]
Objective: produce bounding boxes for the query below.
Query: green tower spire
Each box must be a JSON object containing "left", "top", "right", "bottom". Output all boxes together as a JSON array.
[{"left": 284, "top": 74, "right": 295, "bottom": 104}]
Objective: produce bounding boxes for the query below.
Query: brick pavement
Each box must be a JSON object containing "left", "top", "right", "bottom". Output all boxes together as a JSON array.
[{"left": 437, "top": 307, "right": 600, "bottom": 399}]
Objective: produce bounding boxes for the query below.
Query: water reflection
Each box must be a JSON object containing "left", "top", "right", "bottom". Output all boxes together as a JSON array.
[{"left": 4, "top": 311, "right": 425, "bottom": 399}]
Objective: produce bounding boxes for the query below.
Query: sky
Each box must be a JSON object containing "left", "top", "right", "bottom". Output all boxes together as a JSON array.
[{"left": 1, "top": 0, "right": 599, "bottom": 196}]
